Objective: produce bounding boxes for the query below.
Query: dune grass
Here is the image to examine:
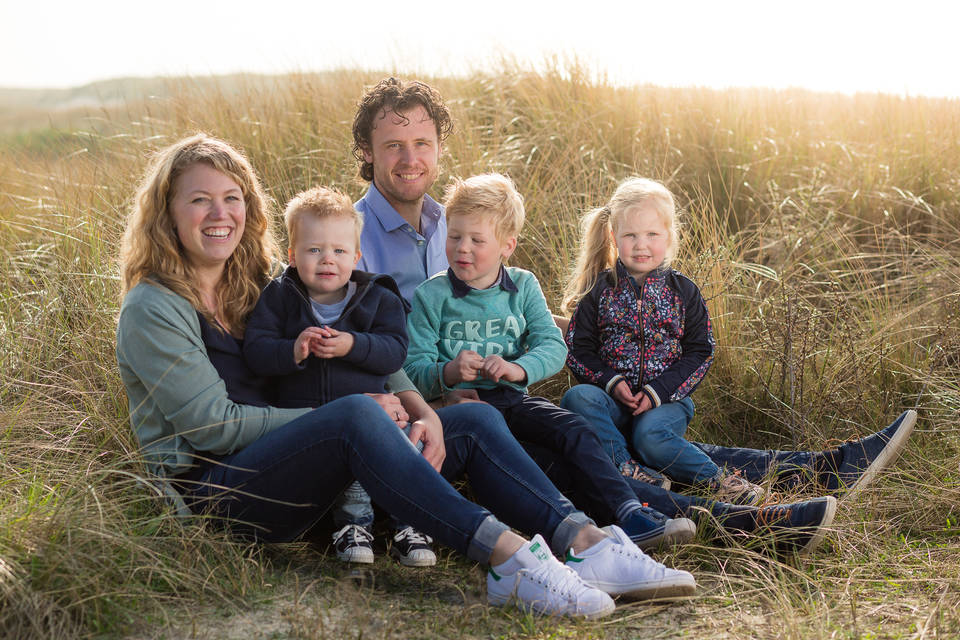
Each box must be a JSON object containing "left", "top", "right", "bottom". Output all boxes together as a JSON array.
[{"left": 1, "top": 63, "right": 958, "bottom": 638}]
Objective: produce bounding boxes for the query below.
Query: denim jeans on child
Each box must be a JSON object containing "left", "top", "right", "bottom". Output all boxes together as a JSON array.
[
  {"left": 561, "top": 384, "right": 719, "bottom": 484},
  {"left": 177, "top": 395, "right": 592, "bottom": 561},
  {"left": 333, "top": 423, "right": 424, "bottom": 529}
]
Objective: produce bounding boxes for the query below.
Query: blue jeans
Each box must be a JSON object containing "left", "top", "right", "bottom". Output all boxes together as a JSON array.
[
  {"left": 178, "top": 396, "right": 591, "bottom": 562},
  {"left": 561, "top": 384, "right": 820, "bottom": 488},
  {"left": 561, "top": 384, "right": 719, "bottom": 484},
  {"left": 333, "top": 424, "right": 424, "bottom": 530},
  {"left": 475, "top": 387, "right": 643, "bottom": 523}
]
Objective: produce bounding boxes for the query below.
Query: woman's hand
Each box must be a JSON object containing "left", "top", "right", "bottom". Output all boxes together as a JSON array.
[
  {"left": 396, "top": 390, "right": 446, "bottom": 472},
  {"left": 365, "top": 392, "right": 409, "bottom": 427}
]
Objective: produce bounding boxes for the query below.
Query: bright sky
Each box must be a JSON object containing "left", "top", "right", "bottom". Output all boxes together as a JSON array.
[{"left": 3, "top": 0, "right": 958, "bottom": 97}]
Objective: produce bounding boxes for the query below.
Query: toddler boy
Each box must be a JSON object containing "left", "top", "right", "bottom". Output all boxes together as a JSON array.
[{"left": 244, "top": 186, "right": 435, "bottom": 567}]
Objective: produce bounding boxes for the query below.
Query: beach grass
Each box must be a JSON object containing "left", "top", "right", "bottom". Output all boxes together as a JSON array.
[{"left": 1, "top": 62, "right": 958, "bottom": 638}]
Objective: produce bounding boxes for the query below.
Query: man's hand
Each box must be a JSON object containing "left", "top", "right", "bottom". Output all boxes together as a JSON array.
[
  {"left": 480, "top": 355, "right": 526, "bottom": 383},
  {"left": 310, "top": 326, "right": 354, "bottom": 359},
  {"left": 611, "top": 380, "right": 640, "bottom": 411},
  {"left": 294, "top": 327, "right": 327, "bottom": 364},
  {"left": 442, "top": 350, "right": 483, "bottom": 385},
  {"left": 365, "top": 392, "right": 409, "bottom": 427}
]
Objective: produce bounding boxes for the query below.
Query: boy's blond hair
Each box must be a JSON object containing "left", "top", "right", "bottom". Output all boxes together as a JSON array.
[
  {"left": 443, "top": 173, "right": 525, "bottom": 240},
  {"left": 283, "top": 186, "right": 363, "bottom": 248}
]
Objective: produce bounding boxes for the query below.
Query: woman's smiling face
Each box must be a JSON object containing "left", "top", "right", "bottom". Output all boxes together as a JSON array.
[{"left": 169, "top": 162, "right": 246, "bottom": 274}]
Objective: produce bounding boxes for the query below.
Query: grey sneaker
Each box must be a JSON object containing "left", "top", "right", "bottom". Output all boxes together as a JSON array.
[{"left": 711, "top": 470, "right": 765, "bottom": 505}]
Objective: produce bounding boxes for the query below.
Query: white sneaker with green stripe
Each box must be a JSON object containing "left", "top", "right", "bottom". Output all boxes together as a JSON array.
[
  {"left": 486, "top": 535, "right": 615, "bottom": 618},
  {"left": 566, "top": 525, "right": 697, "bottom": 600}
]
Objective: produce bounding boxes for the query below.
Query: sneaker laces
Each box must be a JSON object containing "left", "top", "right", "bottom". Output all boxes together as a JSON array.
[
  {"left": 756, "top": 505, "right": 793, "bottom": 527},
  {"left": 620, "top": 460, "right": 660, "bottom": 484},
  {"left": 395, "top": 526, "right": 433, "bottom": 545},
  {"left": 334, "top": 524, "right": 373, "bottom": 545},
  {"left": 523, "top": 559, "right": 591, "bottom": 599}
]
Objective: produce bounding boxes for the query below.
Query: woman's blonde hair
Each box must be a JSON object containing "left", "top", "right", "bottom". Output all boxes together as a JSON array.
[
  {"left": 561, "top": 177, "right": 679, "bottom": 315},
  {"left": 119, "top": 133, "right": 278, "bottom": 333}
]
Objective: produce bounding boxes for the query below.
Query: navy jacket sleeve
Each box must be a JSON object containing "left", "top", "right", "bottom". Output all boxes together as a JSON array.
[
  {"left": 565, "top": 278, "right": 622, "bottom": 391},
  {"left": 337, "top": 286, "right": 409, "bottom": 375},
  {"left": 242, "top": 280, "right": 306, "bottom": 377},
  {"left": 643, "top": 274, "right": 715, "bottom": 404}
]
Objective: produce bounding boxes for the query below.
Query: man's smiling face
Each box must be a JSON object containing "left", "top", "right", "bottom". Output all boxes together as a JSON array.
[{"left": 362, "top": 104, "right": 441, "bottom": 213}]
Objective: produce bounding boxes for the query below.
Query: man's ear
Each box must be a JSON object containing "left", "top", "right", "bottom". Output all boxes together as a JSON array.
[{"left": 361, "top": 145, "right": 373, "bottom": 164}]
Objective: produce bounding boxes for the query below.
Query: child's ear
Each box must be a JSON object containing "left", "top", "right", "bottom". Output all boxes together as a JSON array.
[
  {"left": 353, "top": 248, "right": 362, "bottom": 267},
  {"left": 501, "top": 236, "right": 518, "bottom": 260},
  {"left": 288, "top": 247, "right": 296, "bottom": 267}
]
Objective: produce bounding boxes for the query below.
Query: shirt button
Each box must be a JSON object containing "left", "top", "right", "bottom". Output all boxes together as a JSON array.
[{"left": 417, "top": 240, "right": 424, "bottom": 245}]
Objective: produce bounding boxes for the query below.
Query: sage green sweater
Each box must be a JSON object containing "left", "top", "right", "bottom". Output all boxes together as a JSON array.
[{"left": 116, "top": 281, "right": 309, "bottom": 477}]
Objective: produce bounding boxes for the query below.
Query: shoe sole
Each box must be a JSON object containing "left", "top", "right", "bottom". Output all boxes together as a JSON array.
[
  {"left": 796, "top": 495, "right": 837, "bottom": 557},
  {"left": 595, "top": 574, "right": 698, "bottom": 600},
  {"left": 390, "top": 547, "right": 437, "bottom": 567},
  {"left": 336, "top": 551, "right": 374, "bottom": 564},
  {"left": 839, "top": 409, "right": 916, "bottom": 503},
  {"left": 634, "top": 518, "right": 697, "bottom": 551},
  {"left": 487, "top": 592, "right": 616, "bottom": 618}
]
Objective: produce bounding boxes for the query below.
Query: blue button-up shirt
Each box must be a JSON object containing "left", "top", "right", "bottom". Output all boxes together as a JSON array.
[{"left": 355, "top": 183, "right": 449, "bottom": 303}]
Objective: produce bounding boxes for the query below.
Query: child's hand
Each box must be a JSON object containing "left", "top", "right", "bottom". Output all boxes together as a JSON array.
[
  {"left": 611, "top": 380, "right": 640, "bottom": 411},
  {"left": 309, "top": 326, "right": 354, "bottom": 359},
  {"left": 442, "top": 350, "right": 483, "bottom": 385},
  {"left": 294, "top": 327, "right": 327, "bottom": 364},
  {"left": 480, "top": 355, "right": 527, "bottom": 383},
  {"left": 632, "top": 393, "right": 653, "bottom": 416}
]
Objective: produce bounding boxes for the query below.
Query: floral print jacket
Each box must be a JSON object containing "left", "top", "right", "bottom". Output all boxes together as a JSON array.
[{"left": 565, "top": 261, "right": 714, "bottom": 407}]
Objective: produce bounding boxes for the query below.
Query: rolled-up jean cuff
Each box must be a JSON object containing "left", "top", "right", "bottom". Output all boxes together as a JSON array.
[
  {"left": 467, "top": 515, "right": 511, "bottom": 564},
  {"left": 548, "top": 511, "right": 594, "bottom": 557}
]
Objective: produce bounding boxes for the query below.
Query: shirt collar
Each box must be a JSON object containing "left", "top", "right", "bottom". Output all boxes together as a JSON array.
[
  {"left": 448, "top": 265, "right": 518, "bottom": 298},
  {"left": 361, "top": 182, "right": 443, "bottom": 233}
]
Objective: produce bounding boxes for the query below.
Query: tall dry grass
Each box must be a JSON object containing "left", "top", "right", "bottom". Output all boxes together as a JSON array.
[{"left": 1, "top": 62, "right": 958, "bottom": 638}]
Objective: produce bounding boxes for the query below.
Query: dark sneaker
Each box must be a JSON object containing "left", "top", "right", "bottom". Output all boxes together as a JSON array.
[
  {"left": 821, "top": 410, "right": 916, "bottom": 501},
  {"left": 716, "top": 496, "right": 837, "bottom": 559},
  {"left": 619, "top": 504, "right": 697, "bottom": 551},
  {"left": 710, "top": 470, "right": 765, "bottom": 506},
  {"left": 619, "top": 460, "right": 672, "bottom": 490},
  {"left": 390, "top": 526, "right": 437, "bottom": 567},
  {"left": 332, "top": 524, "right": 374, "bottom": 564}
]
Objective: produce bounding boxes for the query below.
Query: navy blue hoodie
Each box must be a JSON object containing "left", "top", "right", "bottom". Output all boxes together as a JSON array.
[{"left": 243, "top": 267, "right": 409, "bottom": 408}]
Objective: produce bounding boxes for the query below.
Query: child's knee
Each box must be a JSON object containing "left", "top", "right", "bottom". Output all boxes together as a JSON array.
[{"left": 560, "top": 384, "right": 606, "bottom": 411}]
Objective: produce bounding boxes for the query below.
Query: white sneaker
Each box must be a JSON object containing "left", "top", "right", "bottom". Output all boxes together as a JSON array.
[
  {"left": 566, "top": 525, "right": 697, "bottom": 600},
  {"left": 487, "top": 534, "right": 615, "bottom": 618}
]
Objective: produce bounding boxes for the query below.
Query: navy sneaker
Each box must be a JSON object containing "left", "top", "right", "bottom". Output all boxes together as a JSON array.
[
  {"left": 819, "top": 410, "right": 916, "bottom": 501},
  {"left": 716, "top": 496, "right": 837, "bottom": 559},
  {"left": 619, "top": 504, "right": 697, "bottom": 551}
]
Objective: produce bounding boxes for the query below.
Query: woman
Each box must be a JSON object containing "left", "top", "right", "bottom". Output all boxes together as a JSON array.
[{"left": 116, "top": 133, "right": 707, "bottom": 619}]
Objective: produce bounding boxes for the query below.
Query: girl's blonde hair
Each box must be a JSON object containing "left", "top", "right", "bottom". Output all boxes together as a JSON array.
[
  {"left": 561, "top": 177, "right": 679, "bottom": 315},
  {"left": 119, "top": 133, "right": 279, "bottom": 334}
]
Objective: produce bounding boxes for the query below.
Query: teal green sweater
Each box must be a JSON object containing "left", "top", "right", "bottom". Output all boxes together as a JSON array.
[
  {"left": 403, "top": 267, "right": 566, "bottom": 400},
  {"left": 116, "top": 281, "right": 310, "bottom": 477}
]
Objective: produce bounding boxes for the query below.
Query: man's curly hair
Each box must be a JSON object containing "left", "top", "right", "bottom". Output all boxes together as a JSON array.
[{"left": 352, "top": 77, "right": 453, "bottom": 182}]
